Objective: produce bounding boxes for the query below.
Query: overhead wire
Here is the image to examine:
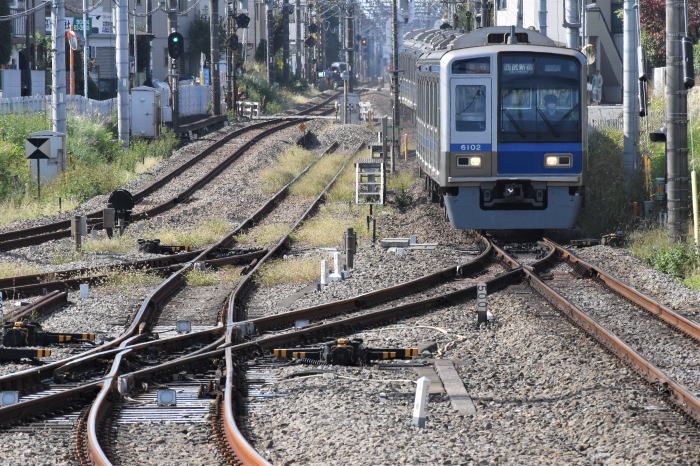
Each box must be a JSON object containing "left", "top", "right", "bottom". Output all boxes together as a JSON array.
[{"left": 0, "top": 1, "right": 50, "bottom": 22}]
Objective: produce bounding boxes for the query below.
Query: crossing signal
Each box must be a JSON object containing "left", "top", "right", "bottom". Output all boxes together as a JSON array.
[{"left": 167, "top": 32, "right": 184, "bottom": 59}]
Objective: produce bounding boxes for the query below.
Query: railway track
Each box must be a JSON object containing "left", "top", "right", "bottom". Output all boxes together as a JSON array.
[
  {"left": 2, "top": 181, "right": 699, "bottom": 463},
  {"left": 0, "top": 92, "right": 339, "bottom": 253}
]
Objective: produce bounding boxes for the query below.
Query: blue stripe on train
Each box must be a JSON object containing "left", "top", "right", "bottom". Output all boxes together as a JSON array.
[{"left": 497, "top": 142, "right": 582, "bottom": 175}]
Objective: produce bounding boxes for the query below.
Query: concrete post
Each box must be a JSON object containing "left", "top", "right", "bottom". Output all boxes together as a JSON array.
[
  {"left": 51, "top": 0, "right": 67, "bottom": 147},
  {"left": 168, "top": 5, "right": 179, "bottom": 131},
  {"left": 564, "top": 0, "right": 579, "bottom": 49},
  {"left": 210, "top": 0, "right": 221, "bottom": 115},
  {"left": 83, "top": 0, "right": 88, "bottom": 98},
  {"left": 391, "top": 0, "right": 400, "bottom": 160},
  {"left": 666, "top": 0, "right": 689, "bottom": 242},
  {"left": 282, "top": 0, "right": 290, "bottom": 83},
  {"left": 622, "top": 0, "right": 639, "bottom": 195},
  {"left": 295, "top": 0, "right": 302, "bottom": 78},
  {"left": 116, "top": 0, "right": 130, "bottom": 145}
]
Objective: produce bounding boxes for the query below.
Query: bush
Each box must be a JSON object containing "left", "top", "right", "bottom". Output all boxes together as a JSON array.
[{"left": 647, "top": 245, "right": 698, "bottom": 279}]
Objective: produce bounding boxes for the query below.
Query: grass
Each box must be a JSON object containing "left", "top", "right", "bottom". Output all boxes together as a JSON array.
[
  {"left": 260, "top": 147, "right": 318, "bottom": 194},
  {"left": 100, "top": 269, "right": 162, "bottom": 294},
  {"left": 628, "top": 228, "right": 700, "bottom": 290},
  {"left": 327, "top": 150, "right": 369, "bottom": 203},
  {"left": 387, "top": 171, "right": 416, "bottom": 191},
  {"left": 292, "top": 215, "right": 369, "bottom": 247},
  {"left": 0, "top": 262, "right": 44, "bottom": 278},
  {"left": 289, "top": 154, "right": 347, "bottom": 197},
  {"left": 255, "top": 256, "right": 326, "bottom": 287},
  {"left": 0, "top": 114, "right": 179, "bottom": 227},
  {"left": 186, "top": 265, "right": 244, "bottom": 286},
  {"left": 235, "top": 223, "right": 290, "bottom": 246},
  {"left": 82, "top": 219, "right": 233, "bottom": 254}
]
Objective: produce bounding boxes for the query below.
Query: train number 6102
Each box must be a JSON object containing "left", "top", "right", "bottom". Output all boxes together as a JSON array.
[{"left": 460, "top": 144, "right": 481, "bottom": 151}]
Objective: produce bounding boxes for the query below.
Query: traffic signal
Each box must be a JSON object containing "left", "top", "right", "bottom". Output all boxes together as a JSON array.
[
  {"left": 235, "top": 13, "right": 250, "bottom": 28},
  {"left": 227, "top": 34, "right": 239, "bottom": 51},
  {"left": 305, "top": 36, "right": 316, "bottom": 47},
  {"left": 167, "top": 32, "right": 184, "bottom": 59},
  {"left": 308, "top": 23, "right": 319, "bottom": 34}
]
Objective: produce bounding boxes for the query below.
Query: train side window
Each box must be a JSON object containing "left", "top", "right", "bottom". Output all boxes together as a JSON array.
[
  {"left": 452, "top": 57, "right": 490, "bottom": 74},
  {"left": 455, "top": 85, "right": 486, "bottom": 132}
]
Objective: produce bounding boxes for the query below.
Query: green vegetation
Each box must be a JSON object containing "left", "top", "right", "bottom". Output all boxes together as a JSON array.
[
  {"left": 293, "top": 215, "right": 368, "bottom": 247},
  {"left": 289, "top": 153, "right": 347, "bottom": 197},
  {"left": 260, "top": 147, "right": 318, "bottom": 193},
  {"left": 0, "top": 262, "right": 44, "bottom": 279},
  {"left": 0, "top": 113, "right": 179, "bottom": 226},
  {"left": 628, "top": 228, "right": 700, "bottom": 290},
  {"left": 255, "top": 256, "right": 325, "bottom": 287},
  {"left": 235, "top": 223, "right": 290, "bottom": 246},
  {"left": 185, "top": 265, "right": 243, "bottom": 286},
  {"left": 237, "top": 62, "right": 319, "bottom": 115},
  {"left": 100, "top": 269, "right": 162, "bottom": 294}
]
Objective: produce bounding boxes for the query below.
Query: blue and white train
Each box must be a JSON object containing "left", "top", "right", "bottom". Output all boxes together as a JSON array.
[{"left": 399, "top": 26, "right": 587, "bottom": 230}]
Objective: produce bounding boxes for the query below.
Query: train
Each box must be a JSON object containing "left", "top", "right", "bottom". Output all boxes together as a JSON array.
[{"left": 399, "top": 26, "right": 587, "bottom": 230}]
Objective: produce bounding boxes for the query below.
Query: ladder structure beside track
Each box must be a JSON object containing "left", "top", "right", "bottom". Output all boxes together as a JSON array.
[{"left": 355, "top": 158, "right": 385, "bottom": 205}]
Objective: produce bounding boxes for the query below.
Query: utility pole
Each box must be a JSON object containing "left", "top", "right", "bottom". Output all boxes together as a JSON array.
[
  {"left": 666, "top": 0, "right": 689, "bottom": 242},
  {"left": 538, "top": 0, "right": 547, "bottom": 36},
  {"left": 282, "top": 0, "right": 290, "bottom": 83},
  {"left": 210, "top": 0, "right": 221, "bottom": 115},
  {"left": 83, "top": 0, "right": 88, "bottom": 97},
  {"left": 167, "top": 0, "right": 179, "bottom": 131},
  {"left": 345, "top": 1, "right": 353, "bottom": 92},
  {"left": 266, "top": 1, "right": 274, "bottom": 83},
  {"left": 116, "top": 0, "right": 129, "bottom": 144},
  {"left": 231, "top": 0, "right": 237, "bottom": 114},
  {"left": 51, "top": 0, "right": 67, "bottom": 148},
  {"left": 24, "top": 0, "right": 32, "bottom": 96},
  {"left": 564, "top": 0, "right": 579, "bottom": 49},
  {"left": 295, "top": 0, "right": 301, "bottom": 78},
  {"left": 622, "top": 0, "right": 639, "bottom": 195},
  {"left": 391, "top": 0, "right": 400, "bottom": 162},
  {"left": 146, "top": 0, "right": 153, "bottom": 86},
  {"left": 133, "top": 8, "right": 138, "bottom": 88},
  {"left": 225, "top": 0, "right": 233, "bottom": 110}
]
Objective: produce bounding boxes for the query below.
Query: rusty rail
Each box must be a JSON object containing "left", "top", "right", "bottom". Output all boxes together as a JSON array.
[{"left": 490, "top": 237, "right": 700, "bottom": 424}]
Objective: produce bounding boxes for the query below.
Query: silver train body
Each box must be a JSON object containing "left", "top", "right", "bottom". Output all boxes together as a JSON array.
[{"left": 399, "top": 26, "right": 587, "bottom": 230}]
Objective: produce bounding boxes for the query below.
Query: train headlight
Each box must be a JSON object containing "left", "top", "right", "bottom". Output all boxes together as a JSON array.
[
  {"left": 457, "top": 156, "right": 482, "bottom": 167},
  {"left": 545, "top": 154, "right": 572, "bottom": 167},
  {"left": 469, "top": 156, "right": 482, "bottom": 167}
]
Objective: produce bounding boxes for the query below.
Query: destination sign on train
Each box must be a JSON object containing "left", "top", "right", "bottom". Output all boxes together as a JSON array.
[{"left": 502, "top": 62, "right": 534, "bottom": 74}]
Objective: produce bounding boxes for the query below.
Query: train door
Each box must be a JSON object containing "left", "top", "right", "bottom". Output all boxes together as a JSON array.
[{"left": 449, "top": 77, "right": 493, "bottom": 176}]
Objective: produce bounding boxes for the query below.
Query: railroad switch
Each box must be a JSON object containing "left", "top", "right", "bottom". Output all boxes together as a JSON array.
[
  {"left": 2, "top": 322, "right": 95, "bottom": 347},
  {"left": 273, "top": 338, "right": 420, "bottom": 366},
  {"left": 137, "top": 239, "right": 194, "bottom": 255}
]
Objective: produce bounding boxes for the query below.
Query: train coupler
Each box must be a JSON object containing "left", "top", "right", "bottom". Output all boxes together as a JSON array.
[
  {"left": 2, "top": 322, "right": 95, "bottom": 347},
  {"left": 273, "top": 338, "right": 420, "bottom": 366}
]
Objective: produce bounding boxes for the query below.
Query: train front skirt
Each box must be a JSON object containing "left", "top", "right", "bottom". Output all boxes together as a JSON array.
[{"left": 444, "top": 186, "right": 582, "bottom": 230}]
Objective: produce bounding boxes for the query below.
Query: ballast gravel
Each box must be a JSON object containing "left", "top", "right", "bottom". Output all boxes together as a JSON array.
[
  {"left": 574, "top": 245, "right": 700, "bottom": 320},
  {"left": 244, "top": 288, "right": 699, "bottom": 465}
]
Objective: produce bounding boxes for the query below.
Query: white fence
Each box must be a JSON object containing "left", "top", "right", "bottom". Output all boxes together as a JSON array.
[{"left": 0, "top": 95, "right": 116, "bottom": 119}]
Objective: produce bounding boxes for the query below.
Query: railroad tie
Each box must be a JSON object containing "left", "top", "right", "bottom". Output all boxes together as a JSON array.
[{"left": 434, "top": 359, "right": 476, "bottom": 415}]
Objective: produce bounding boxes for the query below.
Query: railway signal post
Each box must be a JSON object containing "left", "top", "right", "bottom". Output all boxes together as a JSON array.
[
  {"left": 166, "top": 0, "right": 181, "bottom": 131},
  {"left": 50, "top": 0, "right": 67, "bottom": 147},
  {"left": 210, "top": 0, "right": 221, "bottom": 116}
]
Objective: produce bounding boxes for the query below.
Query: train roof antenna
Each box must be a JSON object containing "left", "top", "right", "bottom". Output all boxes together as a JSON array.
[{"left": 508, "top": 25, "right": 518, "bottom": 44}]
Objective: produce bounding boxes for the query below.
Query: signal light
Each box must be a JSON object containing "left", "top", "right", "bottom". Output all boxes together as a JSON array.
[
  {"left": 235, "top": 13, "right": 250, "bottom": 29},
  {"left": 228, "top": 34, "right": 239, "bottom": 50},
  {"left": 308, "top": 23, "right": 319, "bottom": 34},
  {"left": 167, "top": 32, "right": 184, "bottom": 59},
  {"left": 305, "top": 36, "right": 316, "bottom": 47}
]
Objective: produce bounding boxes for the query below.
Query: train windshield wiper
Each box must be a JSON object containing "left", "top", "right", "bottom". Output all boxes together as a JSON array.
[
  {"left": 503, "top": 109, "right": 527, "bottom": 139},
  {"left": 536, "top": 108, "right": 560, "bottom": 138}
]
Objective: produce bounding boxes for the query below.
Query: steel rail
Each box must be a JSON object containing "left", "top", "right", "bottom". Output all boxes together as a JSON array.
[
  {"left": 0, "top": 249, "right": 266, "bottom": 299},
  {"left": 79, "top": 140, "right": 346, "bottom": 465},
  {"left": 490, "top": 238, "right": 700, "bottom": 424},
  {"left": 0, "top": 92, "right": 339, "bottom": 252},
  {"left": 542, "top": 238, "right": 700, "bottom": 343},
  {"left": 0, "top": 108, "right": 339, "bottom": 397}
]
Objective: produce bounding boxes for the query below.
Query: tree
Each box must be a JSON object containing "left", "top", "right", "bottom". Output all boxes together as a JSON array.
[
  {"left": 640, "top": 0, "right": 700, "bottom": 67},
  {"left": 186, "top": 13, "right": 226, "bottom": 63},
  {"left": 0, "top": 0, "right": 11, "bottom": 66}
]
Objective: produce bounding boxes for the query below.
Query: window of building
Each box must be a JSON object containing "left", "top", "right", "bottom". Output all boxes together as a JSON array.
[{"left": 497, "top": 0, "right": 506, "bottom": 10}]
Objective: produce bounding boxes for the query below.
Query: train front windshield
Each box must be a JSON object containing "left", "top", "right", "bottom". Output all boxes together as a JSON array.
[{"left": 498, "top": 53, "right": 581, "bottom": 142}]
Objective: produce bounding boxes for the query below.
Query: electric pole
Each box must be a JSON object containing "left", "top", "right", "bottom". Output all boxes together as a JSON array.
[
  {"left": 282, "top": 0, "right": 290, "bottom": 83},
  {"left": 51, "top": 0, "right": 67, "bottom": 148},
  {"left": 295, "top": 0, "right": 301, "bottom": 78},
  {"left": 83, "top": 0, "right": 88, "bottom": 97},
  {"left": 564, "top": 0, "right": 579, "bottom": 49},
  {"left": 266, "top": 1, "right": 274, "bottom": 83},
  {"left": 391, "top": 0, "right": 400, "bottom": 161},
  {"left": 116, "top": 0, "right": 130, "bottom": 144},
  {"left": 210, "top": 0, "right": 221, "bottom": 115},
  {"left": 146, "top": 0, "right": 153, "bottom": 86},
  {"left": 167, "top": 0, "right": 179, "bottom": 131},
  {"left": 622, "top": 0, "right": 639, "bottom": 195},
  {"left": 345, "top": 1, "right": 353, "bottom": 92},
  {"left": 231, "top": 0, "right": 237, "bottom": 114},
  {"left": 666, "top": 0, "right": 689, "bottom": 242}
]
